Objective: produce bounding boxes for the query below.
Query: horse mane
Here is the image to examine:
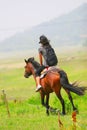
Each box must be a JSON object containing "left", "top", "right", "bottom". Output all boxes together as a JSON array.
[{"left": 27, "top": 57, "right": 40, "bottom": 69}]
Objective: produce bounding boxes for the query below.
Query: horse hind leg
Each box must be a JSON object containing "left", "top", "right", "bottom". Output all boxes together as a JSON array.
[
  {"left": 64, "top": 89, "right": 77, "bottom": 111},
  {"left": 58, "top": 94, "right": 65, "bottom": 115},
  {"left": 54, "top": 90, "right": 65, "bottom": 115}
]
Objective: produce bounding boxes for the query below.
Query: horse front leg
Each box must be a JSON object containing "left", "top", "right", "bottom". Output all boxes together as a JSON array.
[
  {"left": 40, "top": 92, "right": 50, "bottom": 115},
  {"left": 40, "top": 92, "right": 45, "bottom": 107},
  {"left": 45, "top": 94, "right": 50, "bottom": 115}
]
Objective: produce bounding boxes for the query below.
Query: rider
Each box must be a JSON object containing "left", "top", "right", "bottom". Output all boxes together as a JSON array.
[{"left": 35, "top": 35, "right": 58, "bottom": 92}]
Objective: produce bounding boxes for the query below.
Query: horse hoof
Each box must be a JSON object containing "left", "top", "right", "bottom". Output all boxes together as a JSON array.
[
  {"left": 46, "top": 109, "right": 50, "bottom": 116},
  {"left": 60, "top": 112, "right": 66, "bottom": 116},
  {"left": 46, "top": 112, "right": 49, "bottom": 116}
]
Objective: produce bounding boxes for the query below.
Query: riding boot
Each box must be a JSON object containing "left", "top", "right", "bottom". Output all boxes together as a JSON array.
[{"left": 36, "top": 76, "right": 42, "bottom": 92}]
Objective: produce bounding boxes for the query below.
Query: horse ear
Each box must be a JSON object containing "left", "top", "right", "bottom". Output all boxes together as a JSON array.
[{"left": 24, "top": 59, "right": 28, "bottom": 63}]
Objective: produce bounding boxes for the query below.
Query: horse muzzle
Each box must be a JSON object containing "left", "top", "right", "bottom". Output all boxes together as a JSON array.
[
  {"left": 24, "top": 72, "right": 32, "bottom": 78},
  {"left": 24, "top": 73, "right": 29, "bottom": 78}
]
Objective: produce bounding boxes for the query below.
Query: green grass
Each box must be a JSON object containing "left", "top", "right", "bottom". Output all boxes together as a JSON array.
[
  {"left": 0, "top": 100, "right": 87, "bottom": 130},
  {"left": 0, "top": 48, "right": 87, "bottom": 130}
]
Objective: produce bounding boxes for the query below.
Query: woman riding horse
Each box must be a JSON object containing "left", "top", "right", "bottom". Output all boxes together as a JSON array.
[{"left": 35, "top": 35, "right": 58, "bottom": 92}]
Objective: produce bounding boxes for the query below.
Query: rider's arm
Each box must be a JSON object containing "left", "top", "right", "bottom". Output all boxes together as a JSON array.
[{"left": 39, "top": 52, "right": 43, "bottom": 65}]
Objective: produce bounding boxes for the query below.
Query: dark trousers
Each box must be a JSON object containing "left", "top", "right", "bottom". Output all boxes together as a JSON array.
[{"left": 35, "top": 65, "right": 45, "bottom": 76}]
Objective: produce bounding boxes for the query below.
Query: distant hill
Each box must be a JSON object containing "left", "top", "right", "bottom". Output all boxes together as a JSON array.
[{"left": 0, "top": 3, "right": 87, "bottom": 54}]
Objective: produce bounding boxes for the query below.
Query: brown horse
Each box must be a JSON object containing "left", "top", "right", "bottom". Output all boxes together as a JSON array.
[{"left": 24, "top": 57, "right": 86, "bottom": 115}]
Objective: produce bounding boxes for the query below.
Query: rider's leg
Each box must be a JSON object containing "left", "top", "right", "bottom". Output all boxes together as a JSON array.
[
  {"left": 36, "top": 76, "right": 42, "bottom": 92},
  {"left": 35, "top": 65, "right": 45, "bottom": 92}
]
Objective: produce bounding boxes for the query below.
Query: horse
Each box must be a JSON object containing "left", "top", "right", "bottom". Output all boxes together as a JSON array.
[{"left": 24, "top": 57, "right": 87, "bottom": 115}]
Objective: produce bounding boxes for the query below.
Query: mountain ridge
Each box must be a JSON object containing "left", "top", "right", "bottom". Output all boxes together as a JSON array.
[{"left": 0, "top": 3, "right": 87, "bottom": 54}]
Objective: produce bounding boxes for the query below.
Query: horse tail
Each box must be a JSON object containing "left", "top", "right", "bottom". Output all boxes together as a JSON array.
[{"left": 59, "top": 70, "right": 87, "bottom": 96}]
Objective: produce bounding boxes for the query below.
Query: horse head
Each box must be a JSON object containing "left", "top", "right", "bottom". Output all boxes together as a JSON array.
[{"left": 24, "top": 57, "right": 34, "bottom": 78}]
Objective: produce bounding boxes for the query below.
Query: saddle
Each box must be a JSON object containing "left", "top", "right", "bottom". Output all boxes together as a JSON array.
[{"left": 40, "top": 66, "right": 60, "bottom": 79}]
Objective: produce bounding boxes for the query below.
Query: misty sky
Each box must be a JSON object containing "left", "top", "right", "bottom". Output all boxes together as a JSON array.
[{"left": 0, "top": 0, "right": 87, "bottom": 41}]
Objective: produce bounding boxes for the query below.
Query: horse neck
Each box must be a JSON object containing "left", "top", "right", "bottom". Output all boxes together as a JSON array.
[{"left": 29, "top": 62, "right": 36, "bottom": 80}]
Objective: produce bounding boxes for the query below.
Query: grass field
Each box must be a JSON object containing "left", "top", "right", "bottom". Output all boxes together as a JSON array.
[{"left": 0, "top": 47, "right": 87, "bottom": 130}]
